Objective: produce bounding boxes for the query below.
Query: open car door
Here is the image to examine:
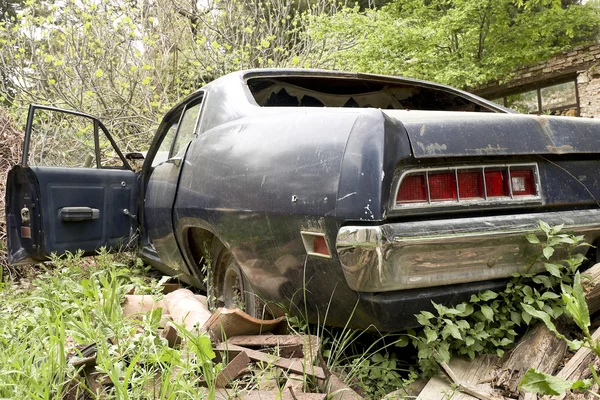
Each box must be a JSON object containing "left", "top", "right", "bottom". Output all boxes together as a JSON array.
[{"left": 5, "top": 105, "right": 139, "bottom": 265}]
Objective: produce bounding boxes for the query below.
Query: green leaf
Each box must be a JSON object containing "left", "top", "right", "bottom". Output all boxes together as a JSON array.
[
  {"left": 510, "top": 311, "right": 522, "bottom": 325},
  {"left": 424, "top": 327, "right": 438, "bottom": 343},
  {"left": 480, "top": 305, "right": 494, "bottom": 321},
  {"left": 543, "top": 246, "right": 554, "bottom": 260},
  {"left": 562, "top": 273, "right": 590, "bottom": 333},
  {"left": 441, "top": 323, "right": 462, "bottom": 340},
  {"left": 539, "top": 221, "right": 551, "bottom": 234},
  {"left": 519, "top": 368, "right": 575, "bottom": 395},
  {"left": 543, "top": 263, "right": 561, "bottom": 277},
  {"left": 95, "top": 69, "right": 103, "bottom": 78},
  {"left": 395, "top": 336, "right": 409, "bottom": 348},
  {"left": 416, "top": 313, "right": 433, "bottom": 326},
  {"left": 526, "top": 234, "right": 540, "bottom": 244},
  {"left": 540, "top": 292, "right": 560, "bottom": 300},
  {"left": 479, "top": 290, "right": 498, "bottom": 301}
]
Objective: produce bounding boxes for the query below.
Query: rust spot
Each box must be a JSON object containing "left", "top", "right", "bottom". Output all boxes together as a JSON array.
[{"left": 546, "top": 145, "right": 574, "bottom": 154}]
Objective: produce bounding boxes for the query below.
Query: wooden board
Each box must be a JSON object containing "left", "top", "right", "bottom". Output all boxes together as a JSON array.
[
  {"left": 418, "top": 355, "right": 502, "bottom": 400},
  {"left": 214, "top": 343, "right": 327, "bottom": 380}
]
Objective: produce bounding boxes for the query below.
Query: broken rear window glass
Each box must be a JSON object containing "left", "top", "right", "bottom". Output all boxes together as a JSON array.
[{"left": 247, "top": 76, "right": 495, "bottom": 112}]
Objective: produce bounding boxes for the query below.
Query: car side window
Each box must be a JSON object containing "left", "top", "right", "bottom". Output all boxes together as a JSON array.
[
  {"left": 170, "top": 99, "right": 203, "bottom": 158},
  {"left": 151, "top": 119, "right": 180, "bottom": 168},
  {"left": 27, "top": 108, "right": 124, "bottom": 168}
]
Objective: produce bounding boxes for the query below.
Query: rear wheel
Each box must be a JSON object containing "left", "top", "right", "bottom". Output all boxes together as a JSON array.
[{"left": 210, "top": 243, "right": 266, "bottom": 319}]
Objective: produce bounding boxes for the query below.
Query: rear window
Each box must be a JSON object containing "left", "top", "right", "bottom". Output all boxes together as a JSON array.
[{"left": 247, "top": 76, "right": 494, "bottom": 112}]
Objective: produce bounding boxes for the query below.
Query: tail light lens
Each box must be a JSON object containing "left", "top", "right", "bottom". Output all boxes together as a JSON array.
[
  {"left": 510, "top": 169, "right": 536, "bottom": 196},
  {"left": 458, "top": 171, "right": 484, "bottom": 199},
  {"left": 429, "top": 172, "right": 457, "bottom": 201},
  {"left": 396, "top": 164, "right": 539, "bottom": 206},
  {"left": 484, "top": 170, "right": 509, "bottom": 197},
  {"left": 396, "top": 174, "right": 427, "bottom": 203}
]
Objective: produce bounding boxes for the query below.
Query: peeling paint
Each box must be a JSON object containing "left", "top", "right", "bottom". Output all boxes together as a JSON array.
[
  {"left": 417, "top": 141, "right": 447, "bottom": 155},
  {"left": 467, "top": 144, "right": 509, "bottom": 155},
  {"left": 547, "top": 145, "right": 574, "bottom": 154}
]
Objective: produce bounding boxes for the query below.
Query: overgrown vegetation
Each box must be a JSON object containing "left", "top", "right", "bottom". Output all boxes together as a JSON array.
[
  {"left": 0, "top": 0, "right": 598, "bottom": 145},
  {"left": 0, "top": 251, "right": 223, "bottom": 398},
  {"left": 408, "top": 221, "right": 591, "bottom": 375}
]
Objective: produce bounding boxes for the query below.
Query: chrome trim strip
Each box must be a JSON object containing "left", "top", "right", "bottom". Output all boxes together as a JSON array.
[{"left": 336, "top": 209, "right": 600, "bottom": 292}]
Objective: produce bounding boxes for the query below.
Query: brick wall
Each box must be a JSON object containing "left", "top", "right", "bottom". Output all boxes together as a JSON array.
[
  {"left": 578, "top": 65, "right": 600, "bottom": 118},
  {"left": 473, "top": 43, "right": 600, "bottom": 118}
]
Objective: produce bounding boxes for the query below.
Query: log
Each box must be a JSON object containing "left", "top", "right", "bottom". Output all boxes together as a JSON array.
[
  {"left": 582, "top": 263, "right": 600, "bottom": 316},
  {"left": 542, "top": 326, "right": 600, "bottom": 400},
  {"left": 493, "top": 322, "right": 568, "bottom": 399},
  {"left": 163, "top": 289, "right": 213, "bottom": 334}
]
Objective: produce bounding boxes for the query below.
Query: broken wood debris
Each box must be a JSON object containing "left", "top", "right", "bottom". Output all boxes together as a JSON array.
[
  {"left": 417, "top": 263, "right": 600, "bottom": 400},
  {"left": 66, "top": 287, "right": 362, "bottom": 399}
]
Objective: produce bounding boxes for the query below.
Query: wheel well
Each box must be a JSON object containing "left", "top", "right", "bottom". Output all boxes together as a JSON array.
[{"left": 185, "top": 227, "right": 219, "bottom": 282}]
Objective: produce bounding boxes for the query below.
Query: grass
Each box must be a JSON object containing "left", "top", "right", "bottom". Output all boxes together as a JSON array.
[{"left": 0, "top": 250, "right": 418, "bottom": 399}]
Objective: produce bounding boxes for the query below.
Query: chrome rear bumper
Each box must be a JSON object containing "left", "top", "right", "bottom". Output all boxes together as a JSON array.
[{"left": 336, "top": 209, "right": 600, "bottom": 292}]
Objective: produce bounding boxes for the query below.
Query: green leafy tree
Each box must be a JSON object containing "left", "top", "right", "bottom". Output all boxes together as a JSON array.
[
  {"left": 311, "top": 0, "right": 600, "bottom": 87},
  {"left": 0, "top": 0, "right": 340, "bottom": 149}
]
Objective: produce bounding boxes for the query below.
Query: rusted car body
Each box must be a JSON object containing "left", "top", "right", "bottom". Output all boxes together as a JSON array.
[{"left": 6, "top": 69, "right": 600, "bottom": 330}]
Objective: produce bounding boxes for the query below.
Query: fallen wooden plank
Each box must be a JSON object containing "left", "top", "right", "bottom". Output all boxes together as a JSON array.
[
  {"left": 215, "top": 390, "right": 326, "bottom": 400},
  {"left": 214, "top": 343, "right": 327, "bottom": 380},
  {"left": 216, "top": 351, "right": 251, "bottom": 388},
  {"left": 203, "top": 308, "right": 286, "bottom": 341},
  {"left": 583, "top": 263, "right": 600, "bottom": 315},
  {"left": 324, "top": 373, "right": 363, "bottom": 400},
  {"left": 228, "top": 334, "right": 317, "bottom": 361},
  {"left": 418, "top": 354, "right": 504, "bottom": 400},
  {"left": 494, "top": 322, "right": 567, "bottom": 398},
  {"left": 546, "top": 326, "right": 600, "bottom": 400},
  {"left": 284, "top": 372, "right": 306, "bottom": 397}
]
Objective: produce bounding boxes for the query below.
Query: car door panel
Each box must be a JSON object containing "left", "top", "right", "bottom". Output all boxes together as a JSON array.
[{"left": 6, "top": 105, "right": 138, "bottom": 265}]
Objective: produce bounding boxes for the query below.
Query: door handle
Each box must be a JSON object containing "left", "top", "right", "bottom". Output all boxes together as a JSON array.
[{"left": 59, "top": 207, "right": 100, "bottom": 222}]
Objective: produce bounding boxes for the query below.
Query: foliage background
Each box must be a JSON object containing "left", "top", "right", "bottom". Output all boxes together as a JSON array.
[{"left": 0, "top": 0, "right": 598, "bottom": 148}]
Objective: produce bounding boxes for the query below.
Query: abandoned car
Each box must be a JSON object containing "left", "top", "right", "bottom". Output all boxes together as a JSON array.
[{"left": 6, "top": 69, "right": 600, "bottom": 331}]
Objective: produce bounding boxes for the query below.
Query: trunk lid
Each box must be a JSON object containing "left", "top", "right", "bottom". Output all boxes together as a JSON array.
[{"left": 382, "top": 110, "right": 600, "bottom": 158}]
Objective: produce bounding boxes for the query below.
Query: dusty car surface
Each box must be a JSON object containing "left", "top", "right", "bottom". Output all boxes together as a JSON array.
[{"left": 6, "top": 69, "right": 600, "bottom": 331}]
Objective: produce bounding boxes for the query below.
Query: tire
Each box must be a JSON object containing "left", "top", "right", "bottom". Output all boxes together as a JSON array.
[{"left": 210, "top": 243, "right": 267, "bottom": 319}]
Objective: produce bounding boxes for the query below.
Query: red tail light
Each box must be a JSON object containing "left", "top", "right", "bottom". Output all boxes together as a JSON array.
[
  {"left": 510, "top": 169, "right": 536, "bottom": 196},
  {"left": 301, "top": 232, "right": 331, "bottom": 258},
  {"left": 484, "top": 170, "right": 509, "bottom": 197},
  {"left": 395, "top": 164, "right": 539, "bottom": 207},
  {"left": 397, "top": 174, "right": 427, "bottom": 203},
  {"left": 313, "top": 236, "right": 330, "bottom": 256},
  {"left": 429, "top": 172, "right": 456, "bottom": 201},
  {"left": 458, "top": 171, "right": 483, "bottom": 199}
]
